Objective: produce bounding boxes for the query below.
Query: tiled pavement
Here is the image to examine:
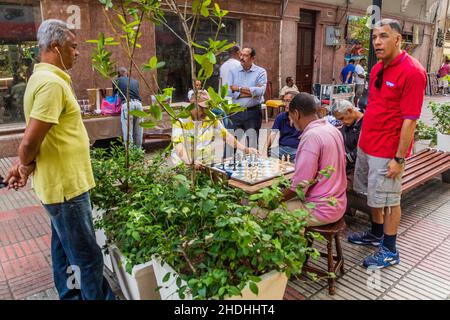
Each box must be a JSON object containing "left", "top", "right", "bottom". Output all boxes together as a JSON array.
[
  {"left": 0, "top": 96, "right": 449, "bottom": 300},
  {"left": 287, "top": 178, "right": 450, "bottom": 300},
  {"left": 1, "top": 155, "right": 449, "bottom": 300}
]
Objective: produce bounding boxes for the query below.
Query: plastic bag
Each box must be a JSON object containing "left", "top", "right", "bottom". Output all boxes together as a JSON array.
[{"left": 101, "top": 94, "right": 121, "bottom": 115}]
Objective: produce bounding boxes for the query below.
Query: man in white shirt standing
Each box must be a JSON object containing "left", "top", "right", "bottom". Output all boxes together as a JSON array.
[
  {"left": 220, "top": 46, "right": 241, "bottom": 90},
  {"left": 354, "top": 58, "right": 367, "bottom": 107}
]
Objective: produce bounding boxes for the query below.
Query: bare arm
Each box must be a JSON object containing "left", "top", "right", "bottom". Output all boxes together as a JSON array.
[
  {"left": 396, "top": 119, "right": 417, "bottom": 158},
  {"left": 19, "top": 118, "right": 53, "bottom": 166},
  {"left": 224, "top": 131, "right": 259, "bottom": 154},
  {"left": 6, "top": 118, "right": 52, "bottom": 189},
  {"left": 387, "top": 119, "right": 417, "bottom": 178},
  {"left": 345, "top": 71, "right": 352, "bottom": 83}
]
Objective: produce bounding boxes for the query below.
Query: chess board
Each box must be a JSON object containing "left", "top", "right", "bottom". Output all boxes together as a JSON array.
[{"left": 207, "top": 155, "right": 295, "bottom": 186}]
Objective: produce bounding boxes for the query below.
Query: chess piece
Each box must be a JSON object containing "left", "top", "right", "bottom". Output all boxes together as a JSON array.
[
  {"left": 280, "top": 155, "right": 287, "bottom": 172},
  {"left": 287, "top": 154, "right": 291, "bottom": 163}
]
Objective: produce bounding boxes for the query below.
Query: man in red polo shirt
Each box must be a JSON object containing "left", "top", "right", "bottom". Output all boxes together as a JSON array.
[{"left": 348, "top": 19, "right": 427, "bottom": 269}]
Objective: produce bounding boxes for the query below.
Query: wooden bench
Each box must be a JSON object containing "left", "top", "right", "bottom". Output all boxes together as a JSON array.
[{"left": 347, "top": 148, "right": 450, "bottom": 215}]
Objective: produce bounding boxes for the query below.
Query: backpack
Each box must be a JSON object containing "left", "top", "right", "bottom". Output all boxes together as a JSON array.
[{"left": 100, "top": 93, "right": 121, "bottom": 115}]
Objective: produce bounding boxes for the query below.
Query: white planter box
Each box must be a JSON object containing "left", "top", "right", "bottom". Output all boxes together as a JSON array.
[
  {"left": 109, "top": 246, "right": 287, "bottom": 300},
  {"left": 109, "top": 245, "right": 161, "bottom": 300},
  {"left": 225, "top": 270, "right": 288, "bottom": 300},
  {"left": 437, "top": 132, "right": 450, "bottom": 152},
  {"left": 92, "top": 208, "right": 113, "bottom": 272}
]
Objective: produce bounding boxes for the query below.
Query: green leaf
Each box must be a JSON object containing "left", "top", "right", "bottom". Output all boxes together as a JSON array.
[
  {"left": 192, "top": 42, "right": 207, "bottom": 50},
  {"left": 228, "top": 286, "right": 241, "bottom": 297},
  {"left": 218, "top": 287, "right": 226, "bottom": 297},
  {"left": 131, "top": 230, "right": 140, "bottom": 241},
  {"left": 249, "top": 282, "right": 259, "bottom": 295},
  {"left": 149, "top": 56, "right": 157, "bottom": 69},
  {"left": 192, "top": 0, "right": 201, "bottom": 14},
  {"left": 194, "top": 54, "right": 204, "bottom": 65},
  {"left": 140, "top": 121, "right": 156, "bottom": 129},
  {"left": 162, "top": 272, "right": 171, "bottom": 283},
  {"left": 202, "top": 200, "right": 215, "bottom": 213},
  {"left": 150, "top": 104, "right": 162, "bottom": 121},
  {"left": 117, "top": 14, "right": 126, "bottom": 25},
  {"left": 206, "top": 52, "right": 216, "bottom": 64},
  {"left": 220, "top": 84, "right": 229, "bottom": 98},
  {"left": 129, "top": 110, "right": 149, "bottom": 118}
]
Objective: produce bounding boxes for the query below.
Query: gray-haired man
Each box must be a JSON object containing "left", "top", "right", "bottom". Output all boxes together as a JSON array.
[
  {"left": 331, "top": 99, "right": 364, "bottom": 173},
  {"left": 5, "top": 19, "right": 115, "bottom": 300}
]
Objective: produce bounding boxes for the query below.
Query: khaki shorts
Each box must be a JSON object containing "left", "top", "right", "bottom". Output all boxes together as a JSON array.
[
  {"left": 353, "top": 148, "right": 403, "bottom": 208},
  {"left": 355, "top": 84, "right": 365, "bottom": 97}
]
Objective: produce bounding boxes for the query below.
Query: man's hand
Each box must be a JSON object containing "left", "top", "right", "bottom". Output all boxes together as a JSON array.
[
  {"left": 5, "top": 162, "right": 35, "bottom": 190},
  {"left": 386, "top": 159, "right": 403, "bottom": 179},
  {"left": 245, "top": 147, "right": 261, "bottom": 156},
  {"left": 230, "top": 85, "right": 239, "bottom": 92}
]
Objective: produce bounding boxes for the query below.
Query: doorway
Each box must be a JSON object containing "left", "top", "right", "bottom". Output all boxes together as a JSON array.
[{"left": 296, "top": 10, "right": 316, "bottom": 93}]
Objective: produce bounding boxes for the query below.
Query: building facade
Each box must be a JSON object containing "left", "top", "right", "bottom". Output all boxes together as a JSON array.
[{"left": 0, "top": 0, "right": 447, "bottom": 130}]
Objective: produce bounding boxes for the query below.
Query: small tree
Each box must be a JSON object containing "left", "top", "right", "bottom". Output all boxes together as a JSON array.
[{"left": 88, "top": 0, "right": 244, "bottom": 188}]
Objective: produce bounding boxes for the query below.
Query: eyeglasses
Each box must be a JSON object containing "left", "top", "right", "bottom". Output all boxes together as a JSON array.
[
  {"left": 374, "top": 68, "right": 384, "bottom": 90},
  {"left": 282, "top": 99, "right": 292, "bottom": 104}
]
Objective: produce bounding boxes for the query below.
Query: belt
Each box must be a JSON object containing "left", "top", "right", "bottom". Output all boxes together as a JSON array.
[{"left": 246, "top": 104, "right": 261, "bottom": 111}]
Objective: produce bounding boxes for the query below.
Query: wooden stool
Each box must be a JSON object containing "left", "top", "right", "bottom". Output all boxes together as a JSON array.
[{"left": 302, "top": 217, "right": 346, "bottom": 295}]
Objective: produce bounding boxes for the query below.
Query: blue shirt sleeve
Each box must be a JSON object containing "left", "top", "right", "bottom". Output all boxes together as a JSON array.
[{"left": 272, "top": 113, "right": 283, "bottom": 130}]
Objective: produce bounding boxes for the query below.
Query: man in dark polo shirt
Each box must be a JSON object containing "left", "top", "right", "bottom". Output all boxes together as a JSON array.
[
  {"left": 266, "top": 90, "right": 301, "bottom": 162},
  {"left": 347, "top": 19, "right": 427, "bottom": 269}
]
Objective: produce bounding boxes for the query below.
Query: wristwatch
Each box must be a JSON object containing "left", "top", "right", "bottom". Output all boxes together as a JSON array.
[{"left": 394, "top": 157, "right": 405, "bottom": 165}]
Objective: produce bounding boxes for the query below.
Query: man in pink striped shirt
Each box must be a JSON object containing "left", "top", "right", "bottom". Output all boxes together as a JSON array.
[{"left": 281, "top": 93, "right": 347, "bottom": 226}]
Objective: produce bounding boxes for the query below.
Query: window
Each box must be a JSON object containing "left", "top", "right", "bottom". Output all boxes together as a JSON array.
[
  {"left": 0, "top": 2, "right": 41, "bottom": 126},
  {"left": 155, "top": 15, "right": 240, "bottom": 102}
]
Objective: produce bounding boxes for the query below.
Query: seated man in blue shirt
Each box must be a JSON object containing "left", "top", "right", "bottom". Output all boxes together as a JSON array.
[{"left": 266, "top": 91, "right": 301, "bottom": 162}]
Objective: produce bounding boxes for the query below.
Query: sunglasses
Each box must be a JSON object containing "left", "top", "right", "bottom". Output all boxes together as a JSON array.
[{"left": 374, "top": 68, "right": 384, "bottom": 89}]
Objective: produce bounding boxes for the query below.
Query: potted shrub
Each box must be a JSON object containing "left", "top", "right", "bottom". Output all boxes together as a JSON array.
[
  {"left": 415, "top": 120, "right": 437, "bottom": 149},
  {"left": 429, "top": 101, "right": 450, "bottom": 152},
  {"left": 91, "top": 144, "right": 319, "bottom": 300}
]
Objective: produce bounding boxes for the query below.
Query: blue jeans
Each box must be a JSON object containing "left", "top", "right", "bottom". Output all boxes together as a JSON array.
[
  {"left": 271, "top": 145, "right": 297, "bottom": 162},
  {"left": 121, "top": 100, "right": 143, "bottom": 148},
  {"left": 43, "top": 192, "right": 115, "bottom": 300}
]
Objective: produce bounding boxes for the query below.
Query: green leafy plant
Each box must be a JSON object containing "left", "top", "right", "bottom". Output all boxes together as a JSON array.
[
  {"left": 91, "top": 144, "right": 319, "bottom": 300},
  {"left": 415, "top": 120, "right": 437, "bottom": 145},
  {"left": 88, "top": 0, "right": 245, "bottom": 188},
  {"left": 429, "top": 101, "right": 450, "bottom": 135}
]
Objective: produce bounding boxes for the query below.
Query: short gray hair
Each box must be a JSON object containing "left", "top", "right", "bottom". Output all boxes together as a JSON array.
[
  {"left": 37, "top": 19, "right": 74, "bottom": 50},
  {"left": 331, "top": 99, "right": 356, "bottom": 114},
  {"left": 284, "top": 90, "right": 300, "bottom": 98},
  {"left": 374, "top": 19, "right": 402, "bottom": 35}
]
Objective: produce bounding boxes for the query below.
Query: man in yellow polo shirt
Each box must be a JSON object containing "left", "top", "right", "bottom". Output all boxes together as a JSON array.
[{"left": 5, "top": 19, "right": 114, "bottom": 300}]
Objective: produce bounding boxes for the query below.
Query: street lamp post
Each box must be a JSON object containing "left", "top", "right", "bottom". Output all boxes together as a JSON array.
[{"left": 368, "top": 0, "right": 383, "bottom": 74}]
